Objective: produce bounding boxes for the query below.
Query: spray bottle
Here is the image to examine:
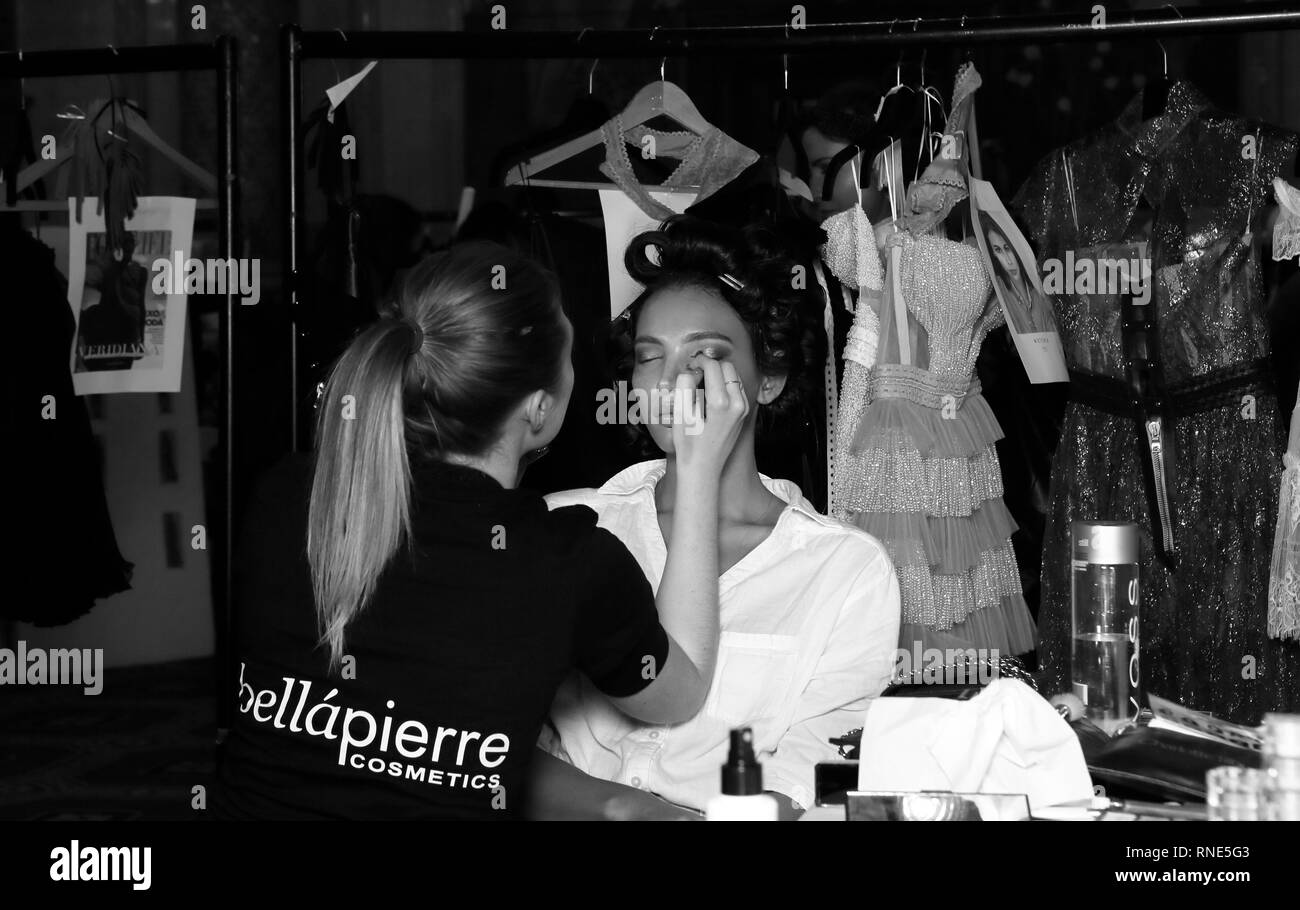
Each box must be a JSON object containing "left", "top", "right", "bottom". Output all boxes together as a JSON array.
[{"left": 706, "top": 727, "right": 779, "bottom": 821}]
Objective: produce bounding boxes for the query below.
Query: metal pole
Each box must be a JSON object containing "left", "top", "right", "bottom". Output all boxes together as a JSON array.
[
  {"left": 290, "top": 2, "right": 1300, "bottom": 61},
  {"left": 0, "top": 43, "right": 219, "bottom": 76},
  {"left": 282, "top": 24, "right": 303, "bottom": 453},
  {"left": 215, "top": 34, "right": 238, "bottom": 749}
]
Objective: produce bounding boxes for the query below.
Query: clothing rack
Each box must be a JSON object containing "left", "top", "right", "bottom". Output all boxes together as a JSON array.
[
  {"left": 0, "top": 39, "right": 240, "bottom": 738},
  {"left": 287, "top": 3, "right": 1300, "bottom": 58},
  {"left": 282, "top": 1, "right": 1300, "bottom": 450}
]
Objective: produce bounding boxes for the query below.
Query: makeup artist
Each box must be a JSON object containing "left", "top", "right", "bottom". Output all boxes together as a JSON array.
[{"left": 213, "top": 241, "right": 748, "bottom": 819}]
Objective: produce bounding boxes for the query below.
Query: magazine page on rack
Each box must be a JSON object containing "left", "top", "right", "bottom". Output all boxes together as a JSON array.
[{"left": 66, "top": 196, "right": 196, "bottom": 395}]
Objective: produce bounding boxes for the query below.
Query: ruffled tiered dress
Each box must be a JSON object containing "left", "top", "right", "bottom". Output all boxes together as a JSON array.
[{"left": 833, "top": 227, "right": 1036, "bottom": 656}]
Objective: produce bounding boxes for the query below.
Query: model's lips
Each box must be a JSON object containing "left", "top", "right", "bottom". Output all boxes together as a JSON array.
[
  {"left": 659, "top": 394, "right": 674, "bottom": 425},
  {"left": 654, "top": 382, "right": 674, "bottom": 425},
  {"left": 647, "top": 376, "right": 705, "bottom": 426}
]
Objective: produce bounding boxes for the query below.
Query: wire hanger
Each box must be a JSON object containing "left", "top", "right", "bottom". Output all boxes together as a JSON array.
[
  {"left": 1143, "top": 5, "right": 1181, "bottom": 118},
  {"left": 874, "top": 21, "right": 915, "bottom": 122},
  {"left": 1141, "top": 37, "right": 1171, "bottom": 119},
  {"left": 914, "top": 83, "right": 947, "bottom": 182},
  {"left": 775, "top": 40, "right": 813, "bottom": 200}
]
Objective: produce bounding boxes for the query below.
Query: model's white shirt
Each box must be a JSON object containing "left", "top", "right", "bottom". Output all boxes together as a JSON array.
[{"left": 542, "top": 460, "right": 902, "bottom": 812}]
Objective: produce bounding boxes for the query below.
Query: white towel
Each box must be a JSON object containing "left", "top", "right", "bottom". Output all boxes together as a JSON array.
[{"left": 857, "top": 678, "right": 1093, "bottom": 811}]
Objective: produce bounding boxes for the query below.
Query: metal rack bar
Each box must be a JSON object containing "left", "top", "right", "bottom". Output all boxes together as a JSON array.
[{"left": 288, "top": 2, "right": 1300, "bottom": 60}]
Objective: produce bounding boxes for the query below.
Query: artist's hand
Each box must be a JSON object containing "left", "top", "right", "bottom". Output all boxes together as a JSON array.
[
  {"left": 603, "top": 789, "right": 703, "bottom": 822},
  {"left": 671, "top": 358, "right": 748, "bottom": 479}
]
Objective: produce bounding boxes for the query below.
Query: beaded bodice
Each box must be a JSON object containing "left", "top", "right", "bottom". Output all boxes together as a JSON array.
[{"left": 871, "top": 232, "right": 1002, "bottom": 401}]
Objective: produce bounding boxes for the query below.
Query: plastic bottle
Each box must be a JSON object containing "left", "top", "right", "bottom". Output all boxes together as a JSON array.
[{"left": 706, "top": 727, "right": 779, "bottom": 821}]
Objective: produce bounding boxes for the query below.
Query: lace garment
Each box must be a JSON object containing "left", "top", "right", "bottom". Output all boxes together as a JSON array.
[{"left": 598, "top": 115, "right": 758, "bottom": 220}]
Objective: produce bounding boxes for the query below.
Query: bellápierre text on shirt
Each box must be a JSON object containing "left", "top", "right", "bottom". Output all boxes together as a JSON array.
[{"left": 238, "top": 663, "right": 508, "bottom": 791}]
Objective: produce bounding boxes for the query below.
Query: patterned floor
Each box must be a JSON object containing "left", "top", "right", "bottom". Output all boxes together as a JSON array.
[{"left": 0, "top": 658, "right": 217, "bottom": 820}]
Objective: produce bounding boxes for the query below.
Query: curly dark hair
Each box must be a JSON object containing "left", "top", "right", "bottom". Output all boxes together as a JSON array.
[{"left": 608, "top": 215, "right": 825, "bottom": 450}]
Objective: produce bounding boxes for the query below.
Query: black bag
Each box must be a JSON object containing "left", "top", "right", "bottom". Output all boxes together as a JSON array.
[{"left": 1083, "top": 727, "right": 1261, "bottom": 803}]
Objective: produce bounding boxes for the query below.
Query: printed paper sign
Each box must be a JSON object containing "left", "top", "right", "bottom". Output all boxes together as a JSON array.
[
  {"left": 599, "top": 188, "right": 697, "bottom": 321},
  {"left": 968, "top": 178, "right": 1068, "bottom": 384},
  {"left": 67, "top": 196, "right": 196, "bottom": 394}
]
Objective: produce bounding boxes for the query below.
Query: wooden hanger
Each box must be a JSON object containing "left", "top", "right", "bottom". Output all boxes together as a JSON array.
[
  {"left": 12, "top": 98, "right": 217, "bottom": 197},
  {"left": 504, "top": 78, "right": 713, "bottom": 190}
]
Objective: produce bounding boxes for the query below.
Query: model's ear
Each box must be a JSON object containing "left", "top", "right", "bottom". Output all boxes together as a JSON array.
[{"left": 756, "top": 372, "right": 788, "bottom": 406}]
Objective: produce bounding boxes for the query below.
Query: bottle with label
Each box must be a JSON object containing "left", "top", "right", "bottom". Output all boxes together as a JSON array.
[
  {"left": 1070, "top": 521, "right": 1141, "bottom": 734},
  {"left": 706, "top": 727, "right": 779, "bottom": 821}
]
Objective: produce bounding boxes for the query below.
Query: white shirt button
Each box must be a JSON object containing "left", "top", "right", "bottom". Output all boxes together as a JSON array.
[
  {"left": 649, "top": 731, "right": 659, "bottom": 740},
  {"left": 631, "top": 777, "right": 642, "bottom": 787}
]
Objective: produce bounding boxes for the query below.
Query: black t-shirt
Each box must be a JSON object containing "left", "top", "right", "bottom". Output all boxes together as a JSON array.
[{"left": 212, "top": 454, "right": 667, "bottom": 820}]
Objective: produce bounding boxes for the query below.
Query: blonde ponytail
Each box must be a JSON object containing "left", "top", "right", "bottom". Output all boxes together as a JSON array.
[{"left": 307, "top": 321, "right": 416, "bottom": 671}]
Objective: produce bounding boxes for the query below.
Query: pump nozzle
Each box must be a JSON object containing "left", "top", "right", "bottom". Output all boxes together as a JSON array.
[{"left": 722, "top": 727, "right": 764, "bottom": 796}]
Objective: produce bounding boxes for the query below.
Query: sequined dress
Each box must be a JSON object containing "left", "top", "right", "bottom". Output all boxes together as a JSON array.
[
  {"left": 834, "top": 231, "right": 1037, "bottom": 655},
  {"left": 1014, "top": 82, "right": 1300, "bottom": 723},
  {"left": 829, "top": 65, "right": 1036, "bottom": 656}
]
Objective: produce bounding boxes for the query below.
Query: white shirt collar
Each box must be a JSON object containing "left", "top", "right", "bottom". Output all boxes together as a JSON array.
[{"left": 597, "top": 459, "right": 842, "bottom": 531}]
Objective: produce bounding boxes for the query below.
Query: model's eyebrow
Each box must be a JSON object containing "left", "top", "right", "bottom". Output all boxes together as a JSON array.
[
  {"left": 682, "top": 332, "right": 733, "bottom": 345},
  {"left": 634, "top": 333, "right": 733, "bottom": 345}
]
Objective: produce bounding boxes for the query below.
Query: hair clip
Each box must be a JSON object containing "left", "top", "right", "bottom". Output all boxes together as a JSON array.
[{"left": 718, "top": 273, "right": 745, "bottom": 291}]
